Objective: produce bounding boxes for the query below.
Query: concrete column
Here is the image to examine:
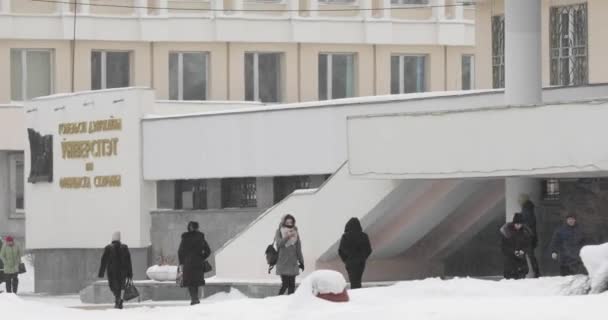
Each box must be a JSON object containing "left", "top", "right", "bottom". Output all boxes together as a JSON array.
[
  {"left": 505, "top": 0, "right": 542, "bottom": 105},
  {"left": 382, "top": 0, "right": 391, "bottom": 19},
  {"left": 206, "top": 179, "right": 222, "bottom": 209},
  {"left": 505, "top": 178, "right": 541, "bottom": 221},
  {"left": 135, "top": 0, "right": 147, "bottom": 16},
  {"left": 256, "top": 177, "right": 275, "bottom": 209},
  {"left": 431, "top": 0, "right": 445, "bottom": 21},
  {"left": 308, "top": 0, "right": 319, "bottom": 18},
  {"left": 212, "top": 0, "right": 224, "bottom": 18},
  {"left": 361, "top": 0, "right": 373, "bottom": 20},
  {"left": 158, "top": 0, "right": 168, "bottom": 16},
  {"left": 0, "top": 0, "right": 10, "bottom": 13}
]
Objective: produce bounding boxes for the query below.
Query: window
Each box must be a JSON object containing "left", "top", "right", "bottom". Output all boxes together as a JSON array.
[
  {"left": 273, "top": 176, "right": 312, "bottom": 204},
  {"left": 550, "top": 3, "right": 588, "bottom": 86},
  {"left": 245, "top": 52, "right": 282, "bottom": 103},
  {"left": 221, "top": 178, "right": 257, "bottom": 208},
  {"left": 10, "top": 49, "right": 53, "bottom": 101},
  {"left": 9, "top": 153, "right": 25, "bottom": 217},
  {"left": 391, "top": 0, "right": 429, "bottom": 5},
  {"left": 461, "top": 55, "right": 475, "bottom": 90},
  {"left": 169, "top": 52, "right": 208, "bottom": 101},
  {"left": 174, "top": 179, "right": 207, "bottom": 210},
  {"left": 492, "top": 15, "right": 505, "bottom": 89},
  {"left": 91, "top": 51, "right": 131, "bottom": 90},
  {"left": 319, "top": 53, "right": 356, "bottom": 100},
  {"left": 390, "top": 55, "right": 426, "bottom": 94}
]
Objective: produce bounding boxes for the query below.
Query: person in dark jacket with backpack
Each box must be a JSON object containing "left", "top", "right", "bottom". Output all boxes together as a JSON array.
[
  {"left": 519, "top": 194, "right": 540, "bottom": 277},
  {"left": 98, "top": 232, "right": 133, "bottom": 309},
  {"left": 500, "top": 213, "right": 533, "bottom": 279},
  {"left": 338, "top": 218, "right": 372, "bottom": 289},
  {"left": 550, "top": 214, "right": 587, "bottom": 276},
  {"left": 178, "top": 221, "right": 211, "bottom": 305}
]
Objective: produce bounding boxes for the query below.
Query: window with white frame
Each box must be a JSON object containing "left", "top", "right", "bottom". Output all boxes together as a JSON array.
[
  {"left": 245, "top": 52, "right": 282, "bottom": 103},
  {"left": 492, "top": 15, "right": 505, "bottom": 89},
  {"left": 391, "top": 0, "right": 429, "bottom": 5},
  {"left": 550, "top": 3, "right": 588, "bottom": 86},
  {"left": 319, "top": 53, "right": 356, "bottom": 100},
  {"left": 169, "top": 52, "right": 208, "bottom": 101},
  {"left": 91, "top": 51, "right": 131, "bottom": 90},
  {"left": 10, "top": 49, "right": 53, "bottom": 101},
  {"left": 9, "top": 153, "right": 25, "bottom": 217},
  {"left": 390, "top": 54, "right": 426, "bottom": 94},
  {"left": 461, "top": 54, "right": 475, "bottom": 90}
]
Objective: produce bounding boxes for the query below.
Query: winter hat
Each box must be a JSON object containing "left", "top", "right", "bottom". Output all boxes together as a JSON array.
[
  {"left": 111, "top": 231, "right": 121, "bottom": 242},
  {"left": 512, "top": 213, "right": 524, "bottom": 224}
]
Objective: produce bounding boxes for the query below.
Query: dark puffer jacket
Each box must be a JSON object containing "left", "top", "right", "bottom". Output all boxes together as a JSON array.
[
  {"left": 500, "top": 223, "right": 533, "bottom": 279},
  {"left": 178, "top": 228, "right": 211, "bottom": 287},
  {"left": 338, "top": 218, "right": 372, "bottom": 267},
  {"left": 550, "top": 224, "right": 586, "bottom": 267}
]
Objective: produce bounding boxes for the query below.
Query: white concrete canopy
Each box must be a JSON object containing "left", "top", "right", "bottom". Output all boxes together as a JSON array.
[{"left": 347, "top": 99, "right": 608, "bottom": 179}]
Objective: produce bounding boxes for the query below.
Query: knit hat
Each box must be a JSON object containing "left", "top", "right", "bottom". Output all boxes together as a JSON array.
[
  {"left": 512, "top": 213, "right": 524, "bottom": 224},
  {"left": 112, "top": 231, "right": 121, "bottom": 242}
]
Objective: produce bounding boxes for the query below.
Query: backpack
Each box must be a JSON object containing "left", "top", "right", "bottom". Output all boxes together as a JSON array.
[{"left": 265, "top": 243, "right": 278, "bottom": 274}]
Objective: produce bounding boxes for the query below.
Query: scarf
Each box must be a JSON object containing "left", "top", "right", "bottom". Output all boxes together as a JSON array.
[{"left": 280, "top": 226, "right": 298, "bottom": 247}]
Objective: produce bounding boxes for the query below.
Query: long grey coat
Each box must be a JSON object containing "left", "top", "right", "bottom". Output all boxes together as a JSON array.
[{"left": 275, "top": 227, "right": 304, "bottom": 276}]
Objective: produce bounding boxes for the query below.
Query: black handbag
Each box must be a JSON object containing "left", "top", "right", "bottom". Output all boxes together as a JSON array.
[
  {"left": 203, "top": 260, "right": 212, "bottom": 273},
  {"left": 123, "top": 279, "right": 140, "bottom": 302},
  {"left": 18, "top": 263, "right": 26, "bottom": 274}
]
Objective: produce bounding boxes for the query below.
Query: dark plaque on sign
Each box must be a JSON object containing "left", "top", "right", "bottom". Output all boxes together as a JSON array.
[{"left": 27, "top": 128, "right": 53, "bottom": 183}]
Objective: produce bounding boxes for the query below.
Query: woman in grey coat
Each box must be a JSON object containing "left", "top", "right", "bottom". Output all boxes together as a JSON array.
[{"left": 275, "top": 214, "right": 304, "bottom": 295}]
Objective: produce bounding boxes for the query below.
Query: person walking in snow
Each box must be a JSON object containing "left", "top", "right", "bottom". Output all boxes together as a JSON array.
[
  {"left": 500, "top": 213, "right": 533, "bottom": 279},
  {"left": 98, "top": 232, "right": 133, "bottom": 309},
  {"left": 519, "top": 194, "right": 541, "bottom": 277},
  {"left": 339, "top": 217, "right": 372, "bottom": 289},
  {"left": 178, "top": 221, "right": 211, "bottom": 305},
  {"left": 0, "top": 236, "right": 22, "bottom": 294},
  {"left": 275, "top": 214, "right": 304, "bottom": 295},
  {"left": 550, "top": 214, "right": 587, "bottom": 276}
]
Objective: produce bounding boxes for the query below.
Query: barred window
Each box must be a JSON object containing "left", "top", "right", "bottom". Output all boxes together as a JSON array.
[
  {"left": 491, "top": 15, "right": 505, "bottom": 89},
  {"left": 550, "top": 3, "right": 588, "bottom": 86},
  {"left": 222, "top": 178, "right": 257, "bottom": 208},
  {"left": 273, "top": 176, "right": 312, "bottom": 204}
]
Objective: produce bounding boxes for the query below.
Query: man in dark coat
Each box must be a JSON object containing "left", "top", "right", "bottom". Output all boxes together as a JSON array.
[
  {"left": 519, "top": 194, "right": 541, "bottom": 277},
  {"left": 178, "top": 221, "right": 211, "bottom": 305},
  {"left": 550, "top": 214, "right": 587, "bottom": 276},
  {"left": 500, "top": 213, "right": 533, "bottom": 280},
  {"left": 339, "top": 217, "right": 372, "bottom": 289},
  {"left": 98, "top": 232, "right": 133, "bottom": 309}
]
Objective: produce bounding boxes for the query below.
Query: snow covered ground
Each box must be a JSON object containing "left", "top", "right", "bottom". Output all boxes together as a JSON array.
[{"left": 2, "top": 276, "right": 606, "bottom": 320}]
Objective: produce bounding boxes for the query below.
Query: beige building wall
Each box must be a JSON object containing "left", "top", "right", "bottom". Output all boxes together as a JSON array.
[
  {"left": 153, "top": 42, "right": 229, "bottom": 100},
  {"left": 476, "top": 0, "right": 606, "bottom": 89}
]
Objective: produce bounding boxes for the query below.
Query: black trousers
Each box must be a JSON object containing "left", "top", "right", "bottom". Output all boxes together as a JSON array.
[
  {"left": 5, "top": 273, "right": 18, "bottom": 293},
  {"left": 278, "top": 275, "right": 296, "bottom": 295},
  {"left": 346, "top": 262, "right": 366, "bottom": 289},
  {"left": 188, "top": 286, "right": 200, "bottom": 304}
]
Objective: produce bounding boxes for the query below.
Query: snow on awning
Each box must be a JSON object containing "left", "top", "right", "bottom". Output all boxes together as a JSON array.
[{"left": 346, "top": 99, "right": 608, "bottom": 179}]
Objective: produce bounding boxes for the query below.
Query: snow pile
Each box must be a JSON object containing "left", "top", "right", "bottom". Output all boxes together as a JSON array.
[
  {"left": 146, "top": 265, "right": 178, "bottom": 281},
  {"left": 580, "top": 243, "right": 608, "bottom": 293}
]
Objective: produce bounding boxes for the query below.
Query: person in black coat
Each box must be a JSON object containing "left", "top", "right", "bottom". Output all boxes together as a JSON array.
[
  {"left": 519, "top": 194, "right": 540, "bottom": 277},
  {"left": 550, "top": 214, "right": 587, "bottom": 276},
  {"left": 178, "top": 221, "right": 211, "bottom": 305},
  {"left": 98, "top": 232, "right": 133, "bottom": 309},
  {"left": 338, "top": 217, "right": 372, "bottom": 289},
  {"left": 500, "top": 213, "right": 533, "bottom": 280}
]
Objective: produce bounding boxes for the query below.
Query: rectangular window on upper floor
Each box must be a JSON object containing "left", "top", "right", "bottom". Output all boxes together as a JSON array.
[
  {"left": 550, "top": 3, "right": 588, "bottom": 87},
  {"left": 169, "top": 52, "right": 209, "bottom": 101},
  {"left": 10, "top": 49, "right": 54, "bottom": 101},
  {"left": 390, "top": 54, "right": 427, "bottom": 94},
  {"left": 318, "top": 53, "right": 356, "bottom": 100},
  {"left": 91, "top": 50, "right": 132, "bottom": 90},
  {"left": 391, "top": 0, "right": 429, "bottom": 5},
  {"left": 461, "top": 54, "right": 475, "bottom": 90},
  {"left": 245, "top": 52, "right": 282, "bottom": 103}
]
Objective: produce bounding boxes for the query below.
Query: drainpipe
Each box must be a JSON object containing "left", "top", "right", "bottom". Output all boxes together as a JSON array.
[{"left": 505, "top": 0, "right": 542, "bottom": 105}]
